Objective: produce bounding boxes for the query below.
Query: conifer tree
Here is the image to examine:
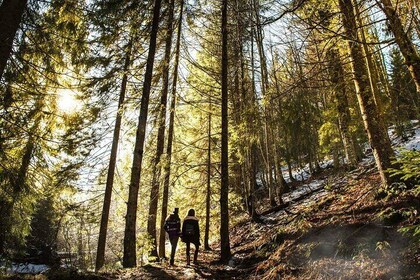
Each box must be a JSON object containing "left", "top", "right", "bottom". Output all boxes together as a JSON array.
[
  {"left": 377, "top": 0, "right": 420, "bottom": 95},
  {"left": 220, "top": 0, "right": 231, "bottom": 262},
  {"left": 123, "top": 0, "right": 163, "bottom": 268},
  {"left": 0, "top": 0, "right": 28, "bottom": 80},
  {"left": 339, "top": 0, "right": 394, "bottom": 186}
]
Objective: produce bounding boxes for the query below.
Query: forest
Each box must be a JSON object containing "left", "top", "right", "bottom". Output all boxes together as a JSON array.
[{"left": 0, "top": 0, "right": 420, "bottom": 279}]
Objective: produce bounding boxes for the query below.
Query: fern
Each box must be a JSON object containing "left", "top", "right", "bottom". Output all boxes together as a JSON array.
[{"left": 388, "top": 149, "right": 420, "bottom": 186}]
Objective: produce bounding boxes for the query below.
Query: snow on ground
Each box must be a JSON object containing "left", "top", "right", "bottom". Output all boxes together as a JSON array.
[
  {"left": 401, "top": 123, "right": 420, "bottom": 151},
  {"left": 2, "top": 263, "right": 49, "bottom": 274},
  {"left": 388, "top": 120, "right": 420, "bottom": 151},
  {"left": 282, "top": 121, "right": 420, "bottom": 204},
  {"left": 357, "top": 121, "right": 420, "bottom": 166},
  {"left": 261, "top": 122, "right": 420, "bottom": 225},
  {"left": 283, "top": 179, "right": 325, "bottom": 203},
  {"left": 282, "top": 159, "right": 334, "bottom": 184}
]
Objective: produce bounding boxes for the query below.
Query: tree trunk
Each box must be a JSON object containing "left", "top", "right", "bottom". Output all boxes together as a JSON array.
[
  {"left": 204, "top": 98, "right": 212, "bottom": 250},
  {"left": 0, "top": 0, "right": 28, "bottom": 80},
  {"left": 272, "top": 138, "right": 285, "bottom": 204},
  {"left": 0, "top": 117, "right": 37, "bottom": 253},
  {"left": 158, "top": 0, "right": 184, "bottom": 259},
  {"left": 339, "top": 0, "right": 394, "bottom": 186},
  {"left": 252, "top": 0, "right": 276, "bottom": 207},
  {"left": 248, "top": 8, "right": 261, "bottom": 222},
  {"left": 377, "top": 0, "right": 420, "bottom": 94},
  {"left": 326, "top": 48, "right": 358, "bottom": 168},
  {"left": 270, "top": 45, "right": 289, "bottom": 199},
  {"left": 355, "top": 2, "right": 383, "bottom": 111},
  {"left": 407, "top": 0, "right": 420, "bottom": 37},
  {"left": 95, "top": 39, "right": 132, "bottom": 272},
  {"left": 220, "top": 0, "right": 231, "bottom": 263},
  {"left": 147, "top": 0, "right": 176, "bottom": 260},
  {"left": 0, "top": 101, "right": 41, "bottom": 253},
  {"left": 286, "top": 159, "right": 294, "bottom": 182},
  {"left": 123, "top": 0, "right": 162, "bottom": 268}
]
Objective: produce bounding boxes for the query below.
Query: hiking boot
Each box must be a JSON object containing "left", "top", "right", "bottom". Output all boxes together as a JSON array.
[{"left": 187, "top": 255, "right": 190, "bottom": 265}]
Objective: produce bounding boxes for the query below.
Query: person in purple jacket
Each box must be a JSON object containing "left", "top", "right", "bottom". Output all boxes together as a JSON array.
[{"left": 164, "top": 208, "right": 181, "bottom": 265}]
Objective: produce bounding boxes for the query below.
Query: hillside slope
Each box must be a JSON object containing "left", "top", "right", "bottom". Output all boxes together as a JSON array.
[{"left": 2, "top": 123, "right": 419, "bottom": 279}]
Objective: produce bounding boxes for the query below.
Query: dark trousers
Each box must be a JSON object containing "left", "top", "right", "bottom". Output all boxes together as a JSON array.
[
  {"left": 169, "top": 236, "right": 179, "bottom": 264},
  {"left": 186, "top": 242, "right": 199, "bottom": 264}
]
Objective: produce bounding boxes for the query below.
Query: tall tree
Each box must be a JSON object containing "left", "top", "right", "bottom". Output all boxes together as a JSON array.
[
  {"left": 376, "top": 0, "right": 420, "bottom": 95},
  {"left": 0, "top": 0, "right": 28, "bottom": 80},
  {"left": 159, "top": 0, "right": 184, "bottom": 257},
  {"left": 204, "top": 95, "right": 212, "bottom": 250},
  {"left": 95, "top": 39, "right": 133, "bottom": 271},
  {"left": 220, "top": 0, "right": 231, "bottom": 262},
  {"left": 326, "top": 48, "right": 358, "bottom": 168},
  {"left": 339, "top": 0, "right": 394, "bottom": 186},
  {"left": 147, "top": 0, "right": 176, "bottom": 260},
  {"left": 158, "top": 0, "right": 184, "bottom": 259},
  {"left": 123, "top": 0, "right": 162, "bottom": 268},
  {"left": 389, "top": 47, "right": 419, "bottom": 131},
  {"left": 252, "top": 0, "right": 277, "bottom": 207},
  {"left": 354, "top": 1, "right": 382, "bottom": 111}
]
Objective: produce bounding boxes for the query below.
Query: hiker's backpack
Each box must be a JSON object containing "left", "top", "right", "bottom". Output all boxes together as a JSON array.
[
  {"left": 164, "top": 216, "right": 179, "bottom": 233},
  {"left": 185, "top": 223, "right": 195, "bottom": 236}
]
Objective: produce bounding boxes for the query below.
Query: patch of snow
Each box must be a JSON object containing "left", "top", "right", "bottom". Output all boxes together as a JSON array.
[
  {"left": 402, "top": 126, "right": 420, "bottom": 151},
  {"left": 360, "top": 156, "right": 375, "bottom": 167},
  {"left": 283, "top": 179, "right": 325, "bottom": 203},
  {"left": 319, "top": 159, "right": 334, "bottom": 169},
  {"left": 224, "top": 265, "right": 235, "bottom": 271},
  {"left": 5, "top": 263, "right": 49, "bottom": 274},
  {"left": 261, "top": 214, "right": 280, "bottom": 222},
  {"left": 388, "top": 121, "right": 420, "bottom": 151}
]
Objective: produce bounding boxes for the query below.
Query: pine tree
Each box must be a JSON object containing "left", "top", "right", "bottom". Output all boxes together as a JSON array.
[
  {"left": 0, "top": 0, "right": 28, "bottom": 80},
  {"left": 389, "top": 47, "right": 419, "bottom": 135},
  {"left": 339, "top": 0, "right": 394, "bottom": 186},
  {"left": 123, "top": 0, "right": 163, "bottom": 268},
  {"left": 220, "top": 0, "right": 231, "bottom": 262},
  {"left": 377, "top": 0, "right": 420, "bottom": 95}
]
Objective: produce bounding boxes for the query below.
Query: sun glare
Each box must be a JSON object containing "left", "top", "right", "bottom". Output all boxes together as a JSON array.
[{"left": 57, "top": 89, "right": 82, "bottom": 114}]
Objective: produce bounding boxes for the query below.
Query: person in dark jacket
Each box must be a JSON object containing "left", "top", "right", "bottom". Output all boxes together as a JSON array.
[
  {"left": 164, "top": 208, "right": 181, "bottom": 265},
  {"left": 181, "top": 208, "right": 200, "bottom": 265}
]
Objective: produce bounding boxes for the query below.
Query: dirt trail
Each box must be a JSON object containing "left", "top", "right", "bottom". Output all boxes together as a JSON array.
[{"left": 100, "top": 249, "right": 238, "bottom": 279}]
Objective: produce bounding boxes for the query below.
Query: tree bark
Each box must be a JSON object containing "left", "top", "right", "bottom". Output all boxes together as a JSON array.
[
  {"left": 0, "top": 0, "right": 28, "bottom": 80},
  {"left": 270, "top": 46, "right": 289, "bottom": 200},
  {"left": 339, "top": 0, "right": 394, "bottom": 186},
  {"left": 158, "top": 0, "right": 184, "bottom": 259},
  {"left": 252, "top": 0, "right": 276, "bottom": 207},
  {"left": 95, "top": 39, "right": 132, "bottom": 271},
  {"left": 326, "top": 48, "right": 358, "bottom": 168},
  {"left": 220, "top": 0, "right": 231, "bottom": 263},
  {"left": 377, "top": 0, "right": 420, "bottom": 95},
  {"left": 123, "top": 0, "right": 162, "bottom": 268},
  {"left": 355, "top": 1, "right": 383, "bottom": 111},
  {"left": 204, "top": 97, "right": 212, "bottom": 250},
  {"left": 0, "top": 114, "right": 38, "bottom": 254},
  {"left": 248, "top": 4, "right": 261, "bottom": 222},
  {"left": 147, "top": 0, "right": 176, "bottom": 260}
]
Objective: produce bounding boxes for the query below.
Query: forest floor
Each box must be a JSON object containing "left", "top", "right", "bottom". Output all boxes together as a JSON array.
[
  {"left": 6, "top": 161, "right": 420, "bottom": 280},
  {"left": 2, "top": 123, "right": 420, "bottom": 280}
]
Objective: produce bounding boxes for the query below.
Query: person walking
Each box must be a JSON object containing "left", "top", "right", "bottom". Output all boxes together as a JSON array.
[
  {"left": 164, "top": 208, "right": 181, "bottom": 265},
  {"left": 181, "top": 209, "right": 200, "bottom": 265}
]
